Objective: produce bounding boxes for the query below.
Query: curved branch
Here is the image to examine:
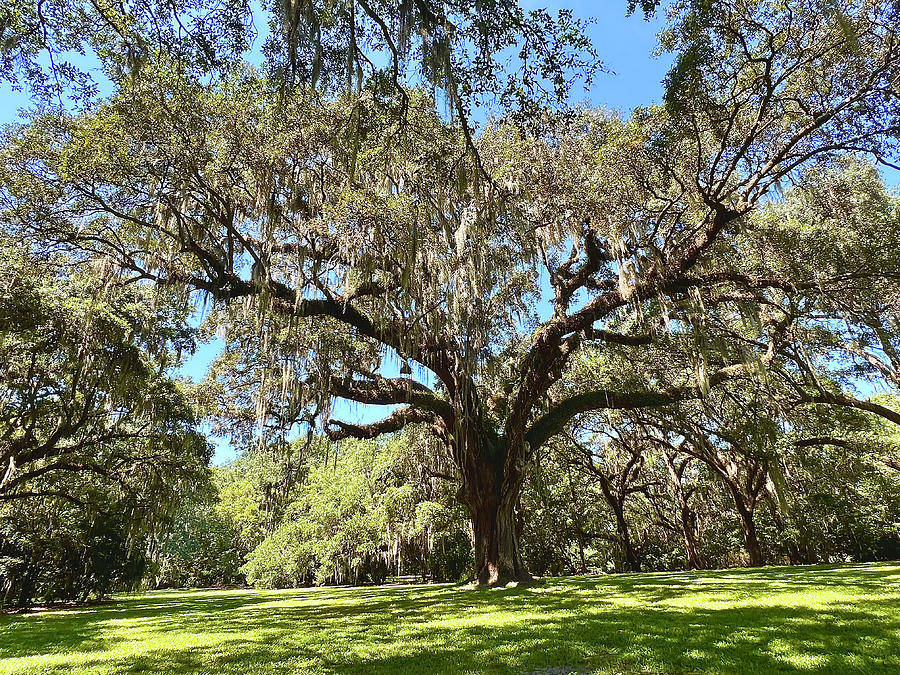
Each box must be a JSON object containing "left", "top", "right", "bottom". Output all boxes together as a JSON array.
[
  {"left": 526, "top": 389, "right": 681, "bottom": 452},
  {"left": 326, "top": 406, "right": 434, "bottom": 440},
  {"left": 799, "top": 390, "right": 900, "bottom": 426},
  {"left": 0, "top": 491, "right": 84, "bottom": 505},
  {"left": 330, "top": 376, "right": 453, "bottom": 425}
]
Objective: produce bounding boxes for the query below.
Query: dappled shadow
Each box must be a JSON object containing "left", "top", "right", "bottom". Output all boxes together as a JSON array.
[
  {"left": 557, "top": 562, "right": 900, "bottom": 605},
  {"left": 1, "top": 563, "right": 898, "bottom": 674},
  {"left": 0, "top": 590, "right": 292, "bottom": 661}
]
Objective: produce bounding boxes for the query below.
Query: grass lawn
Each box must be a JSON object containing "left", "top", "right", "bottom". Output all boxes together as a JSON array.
[{"left": 1, "top": 563, "right": 898, "bottom": 674}]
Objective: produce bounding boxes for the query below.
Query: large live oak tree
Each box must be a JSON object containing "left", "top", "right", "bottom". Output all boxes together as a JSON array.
[{"left": 3, "top": 0, "right": 900, "bottom": 584}]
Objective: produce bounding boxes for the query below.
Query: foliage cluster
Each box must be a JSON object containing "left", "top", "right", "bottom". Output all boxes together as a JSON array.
[
  {"left": 0, "top": 243, "right": 209, "bottom": 607},
  {"left": 158, "top": 433, "right": 472, "bottom": 589}
]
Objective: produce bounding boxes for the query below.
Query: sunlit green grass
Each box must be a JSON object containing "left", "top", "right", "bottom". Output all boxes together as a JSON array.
[{"left": 1, "top": 562, "right": 898, "bottom": 674}]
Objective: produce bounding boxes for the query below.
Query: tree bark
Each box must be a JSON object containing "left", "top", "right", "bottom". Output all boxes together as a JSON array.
[
  {"left": 459, "top": 436, "right": 533, "bottom": 586},
  {"left": 741, "top": 514, "right": 764, "bottom": 567},
  {"left": 613, "top": 506, "right": 641, "bottom": 572},
  {"left": 697, "top": 447, "right": 767, "bottom": 568},
  {"left": 730, "top": 492, "right": 764, "bottom": 567},
  {"left": 592, "top": 468, "right": 641, "bottom": 572},
  {"left": 681, "top": 512, "right": 706, "bottom": 570},
  {"left": 576, "top": 532, "right": 588, "bottom": 574},
  {"left": 470, "top": 492, "right": 531, "bottom": 586},
  {"left": 662, "top": 452, "right": 706, "bottom": 570}
]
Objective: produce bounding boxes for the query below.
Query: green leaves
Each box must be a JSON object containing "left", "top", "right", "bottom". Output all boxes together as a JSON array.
[
  {"left": 0, "top": 238, "right": 207, "bottom": 519},
  {"left": 234, "top": 434, "right": 465, "bottom": 587}
]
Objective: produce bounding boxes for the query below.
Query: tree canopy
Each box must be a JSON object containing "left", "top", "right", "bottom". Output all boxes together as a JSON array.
[{"left": 0, "top": 237, "right": 209, "bottom": 606}]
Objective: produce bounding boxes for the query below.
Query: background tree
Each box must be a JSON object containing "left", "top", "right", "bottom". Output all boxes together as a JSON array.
[
  {"left": 153, "top": 476, "right": 245, "bottom": 589},
  {"left": 234, "top": 432, "right": 470, "bottom": 588},
  {"left": 0, "top": 240, "right": 209, "bottom": 607},
  {"left": 567, "top": 421, "right": 651, "bottom": 572},
  {"left": 0, "top": 239, "right": 207, "bottom": 503}
]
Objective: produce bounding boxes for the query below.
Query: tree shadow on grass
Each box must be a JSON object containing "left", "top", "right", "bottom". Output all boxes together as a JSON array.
[
  {"left": 1, "top": 563, "right": 898, "bottom": 674},
  {"left": 0, "top": 591, "right": 290, "bottom": 660},
  {"left": 559, "top": 562, "right": 900, "bottom": 604}
]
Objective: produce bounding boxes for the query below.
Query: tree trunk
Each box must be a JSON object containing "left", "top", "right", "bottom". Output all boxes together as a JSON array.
[
  {"left": 576, "top": 532, "right": 588, "bottom": 574},
  {"left": 742, "top": 517, "right": 764, "bottom": 567},
  {"left": 594, "top": 470, "right": 640, "bottom": 572},
  {"left": 717, "top": 472, "right": 765, "bottom": 567},
  {"left": 614, "top": 507, "right": 641, "bottom": 572},
  {"left": 460, "top": 435, "right": 533, "bottom": 587},
  {"left": 680, "top": 509, "right": 705, "bottom": 570},
  {"left": 662, "top": 452, "right": 706, "bottom": 570},
  {"left": 17, "top": 564, "right": 37, "bottom": 608},
  {"left": 733, "top": 500, "right": 764, "bottom": 567},
  {"left": 470, "top": 492, "right": 531, "bottom": 586}
]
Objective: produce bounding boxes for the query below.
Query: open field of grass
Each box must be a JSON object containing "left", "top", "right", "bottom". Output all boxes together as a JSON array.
[{"left": 1, "top": 563, "right": 898, "bottom": 674}]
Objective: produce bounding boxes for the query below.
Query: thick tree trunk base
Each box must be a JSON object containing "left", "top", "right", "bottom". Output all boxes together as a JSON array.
[
  {"left": 471, "top": 493, "right": 532, "bottom": 588},
  {"left": 461, "top": 434, "right": 534, "bottom": 589},
  {"left": 473, "top": 561, "right": 535, "bottom": 588},
  {"left": 473, "top": 577, "right": 543, "bottom": 590},
  {"left": 472, "top": 573, "right": 542, "bottom": 589}
]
